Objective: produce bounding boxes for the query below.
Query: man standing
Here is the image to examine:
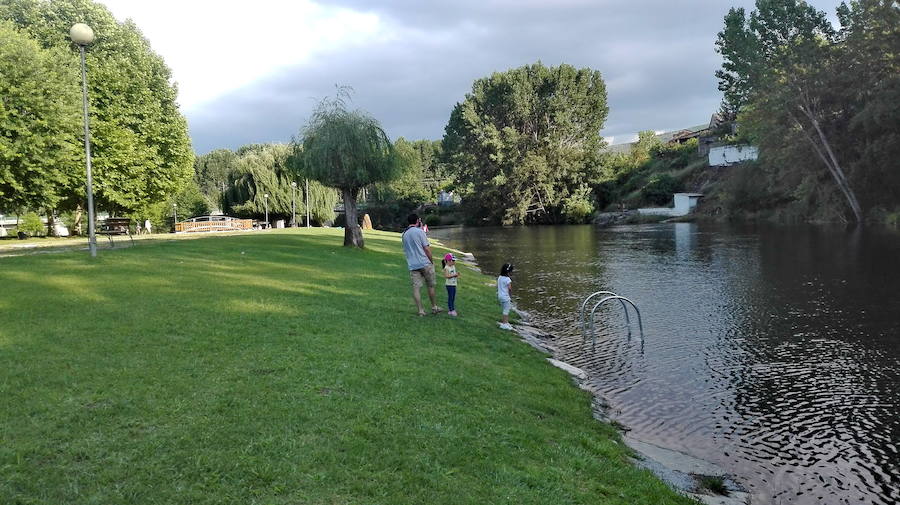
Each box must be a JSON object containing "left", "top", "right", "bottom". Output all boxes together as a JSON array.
[{"left": 402, "top": 213, "right": 442, "bottom": 316}]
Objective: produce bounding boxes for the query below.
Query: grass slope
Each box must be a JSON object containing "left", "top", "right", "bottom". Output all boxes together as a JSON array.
[{"left": 1, "top": 229, "right": 692, "bottom": 504}]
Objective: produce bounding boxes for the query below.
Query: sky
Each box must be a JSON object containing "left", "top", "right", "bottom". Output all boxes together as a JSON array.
[{"left": 100, "top": 0, "right": 844, "bottom": 154}]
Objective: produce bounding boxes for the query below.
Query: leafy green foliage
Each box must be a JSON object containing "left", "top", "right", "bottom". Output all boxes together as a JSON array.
[
  {"left": 442, "top": 62, "right": 607, "bottom": 224},
  {"left": 596, "top": 139, "right": 702, "bottom": 210},
  {"left": 224, "top": 144, "right": 338, "bottom": 225},
  {"left": 367, "top": 138, "right": 436, "bottom": 228},
  {"left": 194, "top": 149, "right": 238, "bottom": 209},
  {"left": 371, "top": 138, "right": 430, "bottom": 206},
  {"left": 630, "top": 131, "right": 662, "bottom": 167},
  {"left": 17, "top": 212, "right": 45, "bottom": 237},
  {"left": 0, "top": 21, "right": 80, "bottom": 213},
  {"left": 641, "top": 174, "right": 681, "bottom": 206},
  {"left": 715, "top": 0, "right": 899, "bottom": 222},
  {"left": 294, "top": 92, "right": 401, "bottom": 193},
  {"left": 0, "top": 0, "right": 194, "bottom": 216},
  {"left": 423, "top": 213, "right": 441, "bottom": 227},
  {"left": 291, "top": 90, "right": 402, "bottom": 246}
]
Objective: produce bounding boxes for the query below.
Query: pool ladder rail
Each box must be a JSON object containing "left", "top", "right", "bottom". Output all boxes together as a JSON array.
[{"left": 579, "top": 291, "right": 644, "bottom": 347}]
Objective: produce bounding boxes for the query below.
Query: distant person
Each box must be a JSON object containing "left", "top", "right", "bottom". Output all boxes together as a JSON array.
[
  {"left": 442, "top": 253, "right": 460, "bottom": 317},
  {"left": 402, "top": 213, "right": 442, "bottom": 316},
  {"left": 497, "top": 263, "right": 514, "bottom": 330},
  {"left": 144, "top": 219, "right": 152, "bottom": 234},
  {"left": 135, "top": 222, "right": 141, "bottom": 235}
]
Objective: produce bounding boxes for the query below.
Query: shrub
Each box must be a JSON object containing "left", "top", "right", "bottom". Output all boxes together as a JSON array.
[
  {"left": 424, "top": 214, "right": 441, "bottom": 227},
  {"left": 18, "top": 212, "right": 45, "bottom": 237},
  {"left": 719, "top": 162, "right": 773, "bottom": 217},
  {"left": 641, "top": 173, "right": 680, "bottom": 206},
  {"left": 561, "top": 186, "right": 595, "bottom": 223}
]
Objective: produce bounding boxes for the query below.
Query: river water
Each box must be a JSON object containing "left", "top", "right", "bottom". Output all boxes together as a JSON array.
[{"left": 430, "top": 223, "right": 899, "bottom": 505}]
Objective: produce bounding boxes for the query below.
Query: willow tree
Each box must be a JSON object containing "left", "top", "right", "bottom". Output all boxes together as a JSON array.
[
  {"left": 223, "top": 143, "right": 337, "bottom": 224},
  {"left": 291, "top": 92, "right": 401, "bottom": 247}
]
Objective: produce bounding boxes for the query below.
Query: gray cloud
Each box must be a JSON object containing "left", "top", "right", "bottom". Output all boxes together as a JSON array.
[{"left": 187, "top": 0, "right": 843, "bottom": 153}]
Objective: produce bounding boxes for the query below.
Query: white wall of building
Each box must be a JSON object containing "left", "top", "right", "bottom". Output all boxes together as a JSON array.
[
  {"left": 709, "top": 145, "right": 758, "bottom": 167},
  {"left": 638, "top": 193, "right": 702, "bottom": 217}
]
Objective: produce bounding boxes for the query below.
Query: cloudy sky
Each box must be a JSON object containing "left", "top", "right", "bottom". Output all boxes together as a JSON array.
[{"left": 101, "top": 0, "right": 843, "bottom": 154}]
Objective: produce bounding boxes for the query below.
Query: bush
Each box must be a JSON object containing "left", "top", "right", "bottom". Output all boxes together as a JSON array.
[
  {"left": 641, "top": 173, "right": 680, "bottom": 206},
  {"left": 424, "top": 214, "right": 441, "bottom": 227},
  {"left": 561, "top": 186, "right": 595, "bottom": 223},
  {"left": 17, "top": 212, "right": 45, "bottom": 237},
  {"left": 719, "top": 162, "right": 772, "bottom": 216}
]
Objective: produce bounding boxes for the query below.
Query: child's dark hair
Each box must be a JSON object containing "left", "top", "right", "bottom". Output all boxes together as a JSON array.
[
  {"left": 500, "top": 263, "right": 514, "bottom": 276},
  {"left": 441, "top": 259, "right": 447, "bottom": 269}
]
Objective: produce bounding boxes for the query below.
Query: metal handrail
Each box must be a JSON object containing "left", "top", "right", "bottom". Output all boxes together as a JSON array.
[
  {"left": 580, "top": 291, "right": 629, "bottom": 341},
  {"left": 588, "top": 295, "right": 644, "bottom": 347}
]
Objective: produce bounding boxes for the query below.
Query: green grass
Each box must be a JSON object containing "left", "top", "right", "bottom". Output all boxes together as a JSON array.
[
  {"left": 694, "top": 475, "right": 729, "bottom": 496},
  {"left": 0, "top": 229, "right": 693, "bottom": 504}
]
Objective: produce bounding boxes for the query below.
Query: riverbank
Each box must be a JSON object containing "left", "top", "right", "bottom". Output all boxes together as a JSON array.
[{"left": 1, "top": 228, "right": 694, "bottom": 504}]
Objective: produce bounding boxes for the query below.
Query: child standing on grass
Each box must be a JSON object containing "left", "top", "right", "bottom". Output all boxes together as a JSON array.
[
  {"left": 442, "top": 253, "right": 460, "bottom": 317},
  {"left": 497, "top": 263, "right": 514, "bottom": 330}
]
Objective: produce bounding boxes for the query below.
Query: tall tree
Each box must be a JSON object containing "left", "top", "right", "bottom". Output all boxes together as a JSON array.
[
  {"left": 0, "top": 21, "right": 80, "bottom": 215},
  {"left": 1, "top": 0, "right": 194, "bottom": 216},
  {"left": 194, "top": 149, "right": 238, "bottom": 209},
  {"left": 442, "top": 62, "right": 608, "bottom": 224},
  {"left": 225, "top": 144, "right": 295, "bottom": 221},
  {"left": 716, "top": 0, "right": 866, "bottom": 222},
  {"left": 291, "top": 91, "right": 402, "bottom": 248},
  {"left": 370, "top": 138, "right": 430, "bottom": 205},
  {"left": 832, "top": 0, "right": 900, "bottom": 213}
]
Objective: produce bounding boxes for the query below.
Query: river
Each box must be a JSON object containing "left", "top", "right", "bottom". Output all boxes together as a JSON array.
[{"left": 430, "top": 223, "right": 899, "bottom": 505}]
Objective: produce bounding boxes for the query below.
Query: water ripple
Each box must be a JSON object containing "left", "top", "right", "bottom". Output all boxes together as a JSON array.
[{"left": 433, "top": 223, "right": 900, "bottom": 505}]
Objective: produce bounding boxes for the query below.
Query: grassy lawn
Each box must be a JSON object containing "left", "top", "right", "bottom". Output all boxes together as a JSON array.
[{"left": 1, "top": 229, "right": 692, "bottom": 504}]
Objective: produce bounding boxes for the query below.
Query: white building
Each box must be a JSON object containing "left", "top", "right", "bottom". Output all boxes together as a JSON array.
[
  {"left": 638, "top": 193, "right": 704, "bottom": 217},
  {"left": 709, "top": 145, "right": 758, "bottom": 167}
]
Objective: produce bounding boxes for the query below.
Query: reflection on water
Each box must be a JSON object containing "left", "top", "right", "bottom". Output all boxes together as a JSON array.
[{"left": 431, "top": 223, "right": 900, "bottom": 505}]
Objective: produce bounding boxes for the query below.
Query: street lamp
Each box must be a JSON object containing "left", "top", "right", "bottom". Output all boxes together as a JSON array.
[
  {"left": 70, "top": 23, "right": 97, "bottom": 257},
  {"left": 263, "top": 193, "right": 269, "bottom": 229},
  {"left": 173, "top": 202, "right": 178, "bottom": 232},
  {"left": 305, "top": 179, "right": 310, "bottom": 228},
  {"left": 291, "top": 182, "right": 297, "bottom": 227}
]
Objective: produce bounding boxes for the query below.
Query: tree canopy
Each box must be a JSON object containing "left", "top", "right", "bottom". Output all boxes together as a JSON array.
[
  {"left": 219, "top": 143, "right": 337, "bottom": 226},
  {"left": 716, "top": 0, "right": 899, "bottom": 222},
  {"left": 291, "top": 91, "right": 402, "bottom": 247},
  {"left": 0, "top": 0, "right": 194, "bottom": 219},
  {"left": 442, "top": 62, "right": 608, "bottom": 224},
  {"left": 0, "top": 21, "right": 80, "bottom": 214}
]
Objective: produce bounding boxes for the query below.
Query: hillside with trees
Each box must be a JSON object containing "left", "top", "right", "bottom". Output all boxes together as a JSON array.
[{"left": 715, "top": 0, "right": 899, "bottom": 224}]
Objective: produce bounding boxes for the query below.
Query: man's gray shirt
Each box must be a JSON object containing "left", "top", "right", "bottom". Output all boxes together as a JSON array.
[{"left": 402, "top": 227, "right": 430, "bottom": 270}]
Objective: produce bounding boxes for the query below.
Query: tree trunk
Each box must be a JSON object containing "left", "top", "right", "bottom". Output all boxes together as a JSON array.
[
  {"left": 74, "top": 205, "right": 83, "bottom": 236},
  {"left": 342, "top": 187, "right": 364, "bottom": 248},
  {"left": 46, "top": 210, "right": 57, "bottom": 237},
  {"left": 797, "top": 106, "right": 864, "bottom": 223}
]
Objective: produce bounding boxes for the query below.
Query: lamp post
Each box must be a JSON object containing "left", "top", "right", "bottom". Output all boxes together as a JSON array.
[
  {"left": 305, "top": 179, "right": 310, "bottom": 228},
  {"left": 173, "top": 203, "right": 177, "bottom": 231},
  {"left": 70, "top": 23, "right": 97, "bottom": 257},
  {"left": 291, "top": 182, "right": 297, "bottom": 227},
  {"left": 263, "top": 193, "right": 269, "bottom": 229}
]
